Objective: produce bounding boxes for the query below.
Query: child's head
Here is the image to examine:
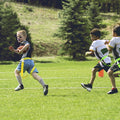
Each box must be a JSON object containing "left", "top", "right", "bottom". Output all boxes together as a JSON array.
[
  {"left": 17, "top": 30, "right": 27, "bottom": 43},
  {"left": 113, "top": 25, "right": 120, "bottom": 37},
  {"left": 90, "top": 28, "right": 101, "bottom": 41}
]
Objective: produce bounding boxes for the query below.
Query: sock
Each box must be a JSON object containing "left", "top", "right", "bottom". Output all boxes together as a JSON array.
[
  {"left": 16, "top": 76, "right": 23, "bottom": 85},
  {"left": 112, "top": 88, "right": 117, "bottom": 90},
  {"left": 39, "top": 78, "right": 45, "bottom": 87}
]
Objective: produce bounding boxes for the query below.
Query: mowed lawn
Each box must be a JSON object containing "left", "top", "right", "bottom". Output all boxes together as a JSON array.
[{"left": 0, "top": 57, "right": 120, "bottom": 120}]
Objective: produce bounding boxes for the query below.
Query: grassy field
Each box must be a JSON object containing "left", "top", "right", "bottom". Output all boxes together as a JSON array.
[
  {"left": 1, "top": 2, "right": 120, "bottom": 119},
  {"left": 1, "top": 56, "right": 120, "bottom": 120}
]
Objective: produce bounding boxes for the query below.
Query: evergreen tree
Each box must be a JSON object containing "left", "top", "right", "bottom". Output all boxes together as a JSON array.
[
  {"left": 87, "top": 2, "right": 107, "bottom": 38},
  {"left": 87, "top": 2, "right": 103, "bottom": 29},
  {"left": 0, "top": 2, "right": 33, "bottom": 61},
  {"left": 57, "top": 0, "right": 90, "bottom": 60}
]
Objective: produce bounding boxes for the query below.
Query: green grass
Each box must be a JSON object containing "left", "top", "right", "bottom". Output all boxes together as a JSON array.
[{"left": 1, "top": 56, "right": 120, "bottom": 120}]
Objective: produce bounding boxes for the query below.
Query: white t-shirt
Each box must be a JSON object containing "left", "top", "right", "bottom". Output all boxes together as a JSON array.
[
  {"left": 109, "top": 37, "right": 120, "bottom": 59},
  {"left": 90, "top": 39, "right": 111, "bottom": 63}
]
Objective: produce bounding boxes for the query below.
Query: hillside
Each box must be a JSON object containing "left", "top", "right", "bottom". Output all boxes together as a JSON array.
[
  {"left": 10, "top": 2, "right": 62, "bottom": 56},
  {"left": 9, "top": 2, "right": 120, "bottom": 56}
]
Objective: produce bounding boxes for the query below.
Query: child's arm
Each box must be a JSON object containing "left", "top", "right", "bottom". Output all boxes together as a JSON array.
[
  {"left": 106, "top": 44, "right": 113, "bottom": 52},
  {"left": 104, "top": 40, "right": 110, "bottom": 45},
  {"left": 9, "top": 44, "right": 30, "bottom": 54},
  {"left": 18, "top": 44, "right": 30, "bottom": 54},
  {"left": 85, "top": 50, "right": 94, "bottom": 56},
  {"left": 9, "top": 46, "right": 19, "bottom": 53}
]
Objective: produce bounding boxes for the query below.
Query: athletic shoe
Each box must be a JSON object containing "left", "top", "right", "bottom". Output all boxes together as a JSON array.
[
  {"left": 43, "top": 85, "right": 48, "bottom": 96},
  {"left": 107, "top": 88, "right": 118, "bottom": 94},
  {"left": 81, "top": 83, "right": 92, "bottom": 92},
  {"left": 15, "top": 84, "right": 24, "bottom": 91}
]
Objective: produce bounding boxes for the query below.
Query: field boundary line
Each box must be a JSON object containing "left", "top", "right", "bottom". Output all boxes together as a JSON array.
[
  {"left": 0, "top": 76, "right": 89, "bottom": 81},
  {"left": 0, "top": 79, "right": 13, "bottom": 80},
  {"left": 0, "top": 87, "right": 119, "bottom": 90},
  {"left": 0, "top": 69, "right": 78, "bottom": 73}
]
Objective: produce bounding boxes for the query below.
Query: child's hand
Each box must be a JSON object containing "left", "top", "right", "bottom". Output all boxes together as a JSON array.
[
  {"left": 85, "top": 51, "right": 91, "bottom": 56},
  {"left": 9, "top": 46, "right": 14, "bottom": 52},
  {"left": 85, "top": 51, "right": 94, "bottom": 56},
  {"left": 105, "top": 40, "right": 110, "bottom": 44}
]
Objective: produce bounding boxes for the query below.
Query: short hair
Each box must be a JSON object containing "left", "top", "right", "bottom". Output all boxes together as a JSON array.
[
  {"left": 90, "top": 28, "right": 101, "bottom": 38},
  {"left": 113, "top": 25, "right": 120, "bottom": 36},
  {"left": 17, "top": 30, "right": 27, "bottom": 38}
]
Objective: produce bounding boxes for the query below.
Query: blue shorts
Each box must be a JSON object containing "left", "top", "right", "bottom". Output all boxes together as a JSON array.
[{"left": 16, "top": 59, "right": 38, "bottom": 74}]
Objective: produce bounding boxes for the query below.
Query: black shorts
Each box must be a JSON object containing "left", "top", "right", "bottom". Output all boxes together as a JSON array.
[
  {"left": 94, "top": 62, "right": 111, "bottom": 72},
  {"left": 110, "top": 62, "right": 120, "bottom": 72}
]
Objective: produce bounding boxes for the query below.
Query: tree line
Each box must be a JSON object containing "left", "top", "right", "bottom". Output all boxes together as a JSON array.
[
  {"left": 0, "top": 0, "right": 120, "bottom": 61},
  {"left": 11, "top": 0, "right": 120, "bottom": 14}
]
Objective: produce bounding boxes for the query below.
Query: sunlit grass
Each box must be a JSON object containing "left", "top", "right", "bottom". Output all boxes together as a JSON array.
[{"left": 0, "top": 56, "right": 120, "bottom": 120}]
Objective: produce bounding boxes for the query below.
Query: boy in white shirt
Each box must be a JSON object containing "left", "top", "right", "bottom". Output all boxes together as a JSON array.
[
  {"left": 81, "top": 28, "right": 112, "bottom": 92},
  {"left": 107, "top": 25, "right": 120, "bottom": 94}
]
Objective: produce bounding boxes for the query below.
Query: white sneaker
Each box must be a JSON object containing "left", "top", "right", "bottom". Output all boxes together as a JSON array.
[{"left": 15, "top": 84, "right": 24, "bottom": 91}]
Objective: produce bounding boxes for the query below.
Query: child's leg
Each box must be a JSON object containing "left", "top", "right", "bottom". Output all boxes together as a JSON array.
[
  {"left": 32, "top": 72, "right": 46, "bottom": 87},
  {"left": 107, "top": 69, "right": 116, "bottom": 88},
  {"left": 81, "top": 67, "right": 99, "bottom": 91},
  {"left": 14, "top": 69, "right": 23, "bottom": 85},
  {"left": 113, "top": 73, "right": 120, "bottom": 77},
  {"left": 89, "top": 67, "right": 99, "bottom": 85},
  {"left": 14, "top": 69, "right": 24, "bottom": 91},
  {"left": 32, "top": 72, "right": 48, "bottom": 95}
]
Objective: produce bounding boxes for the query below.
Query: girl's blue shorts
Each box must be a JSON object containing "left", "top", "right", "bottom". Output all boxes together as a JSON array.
[{"left": 16, "top": 59, "right": 38, "bottom": 74}]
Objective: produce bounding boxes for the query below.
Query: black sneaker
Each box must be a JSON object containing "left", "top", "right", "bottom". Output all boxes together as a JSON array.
[
  {"left": 107, "top": 88, "right": 118, "bottom": 94},
  {"left": 81, "top": 83, "right": 92, "bottom": 92},
  {"left": 43, "top": 85, "right": 48, "bottom": 96},
  {"left": 15, "top": 84, "right": 24, "bottom": 91}
]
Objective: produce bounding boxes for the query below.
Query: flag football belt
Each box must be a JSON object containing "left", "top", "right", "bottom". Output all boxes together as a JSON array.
[
  {"left": 21, "top": 57, "right": 35, "bottom": 77},
  {"left": 115, "top": 58, "right": 120, "bottom": 68},
  {"left": 101, "top": 56, "right": 111, "bottom": 67},
  {"left": 101, "top": 56, "right": 108, "bottom": 61}
]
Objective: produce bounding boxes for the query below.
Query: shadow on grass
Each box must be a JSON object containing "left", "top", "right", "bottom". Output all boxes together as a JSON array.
[
  {"left": 0, "top": 61, "right": 13, "bottom": 65},
  {"left": 34, "top": 60, "right": 54, "bottom": 63},
  {"left": 61, "top": 56, "right": 97, "bottom": 62},
  {"left": 49, "top": 94, "right": 78, "bottom": 97}
]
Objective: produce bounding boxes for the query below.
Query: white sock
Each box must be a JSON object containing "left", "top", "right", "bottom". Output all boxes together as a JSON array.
[
  {"left": 39, "top": 78, "right": 45, "bottom": 87},
  {"left": 16, "top": 76, "right": 23, "bottom": 85}
]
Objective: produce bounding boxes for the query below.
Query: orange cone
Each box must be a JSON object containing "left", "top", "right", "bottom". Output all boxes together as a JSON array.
[{"left": 98, "top": 69, "right": 104, "bottom": 77}]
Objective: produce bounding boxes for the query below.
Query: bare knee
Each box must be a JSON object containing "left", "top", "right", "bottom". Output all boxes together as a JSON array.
[
  {"left": 32, "top": 72, "right": 41, "bottom": 80},
  {"left": 14, "top": 69, "right": 20, "bottom": 76},
  {"left": 92, "top": 68, "right": 98, "bottom": 74},
  {"left": 107, "top": 69, "right": 113, "bottom": 77}
]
